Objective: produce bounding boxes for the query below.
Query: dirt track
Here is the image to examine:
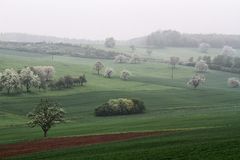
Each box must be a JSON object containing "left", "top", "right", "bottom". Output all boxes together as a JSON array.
[{"left": 0, "top": 131, "right": 167, "bottom": 158}]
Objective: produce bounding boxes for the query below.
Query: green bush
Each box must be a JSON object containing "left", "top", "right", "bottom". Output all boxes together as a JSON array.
[{"left": 95, "top": 98, "right": 145, "bottom": 116}]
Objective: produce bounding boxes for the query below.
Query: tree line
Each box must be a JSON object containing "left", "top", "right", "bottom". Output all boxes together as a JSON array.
[
  {"left": 0, "top": 66, "right": 86, "bottom": 94},
  {"left": 0, "top": 41, "right": 123, "bottom": 59},
  {"left": 146, "top": 30, "right": 240, "bottom": 48}
]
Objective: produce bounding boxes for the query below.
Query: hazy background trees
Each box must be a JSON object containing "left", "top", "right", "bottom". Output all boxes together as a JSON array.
[
  {"left": 105, "top": 37, "right": 116, "bottom": 48},
  {"left": 195, "top": 60, "right": 208, "bottom": 73},
  {"left": 199, "top": 43, "right": 210, "bottom": 53}
]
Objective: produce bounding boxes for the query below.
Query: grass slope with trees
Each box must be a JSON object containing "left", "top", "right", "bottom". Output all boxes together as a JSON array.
[{"left": 0, "top": 47, "right": 240, "bottom": 160}]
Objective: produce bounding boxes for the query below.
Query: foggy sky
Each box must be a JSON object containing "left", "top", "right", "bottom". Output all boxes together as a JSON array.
[{"left": 1, "top": 0, "right": 239, "bottom": 40}]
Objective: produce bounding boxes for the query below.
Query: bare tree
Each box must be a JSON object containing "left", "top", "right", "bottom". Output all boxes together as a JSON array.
[{"left": 169, "top": 57, "right": 180, "bottom": 79}]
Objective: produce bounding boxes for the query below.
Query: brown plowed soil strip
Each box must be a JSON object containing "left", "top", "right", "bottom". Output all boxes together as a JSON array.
[{"left": 0, "top": 131, "right": 169, "bottom": 158}]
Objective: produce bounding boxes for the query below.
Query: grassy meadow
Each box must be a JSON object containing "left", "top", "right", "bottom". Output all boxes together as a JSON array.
[{"left": 1, "top": 47, "right": 240, "bottom": 159}]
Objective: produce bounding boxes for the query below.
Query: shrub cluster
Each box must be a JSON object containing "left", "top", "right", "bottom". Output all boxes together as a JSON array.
[
  {"left": 95, "top": 98, "right": 145, "bottom": 116},
  {"left": 49, "top": 75, "right": 87, "bottom": 90}
]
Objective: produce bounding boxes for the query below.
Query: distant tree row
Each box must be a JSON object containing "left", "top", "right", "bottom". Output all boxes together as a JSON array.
[
  {"left": 146, "top": 30, "right": 240, "bottom": 48},
  {"left": 114, "top": 54, "right": 141, "bottom": 64},
  {"left": 0, "top": 41, "right": 122, "bottom": 59}
]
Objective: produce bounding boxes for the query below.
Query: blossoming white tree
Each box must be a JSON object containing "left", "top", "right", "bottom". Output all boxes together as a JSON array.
[
  {"left": 187, "top": 74, "right": 206, "bottom": 88},
  {"left": 104, "top": 67, "right": 114, "bottom": 78},
  {"left": 31, "top": 66, "right": 55, "bottom": 81},
  {"left": 199, "top": 43, "right": 210, "bottom": 53},
  {"left": 129, "top": 54, "right": 141, "bottom": 64},
  {"left": 195, "top": 60, "right": 208, "bottom": 73},
  {"left": 20, "top": 67, "right": 41, "bottom": 92},
  {"left": 221, "top": 45, "right": 235, "bottom": 56},
  {"left": 0, "top": 68, "right": 21, "bottom": 94},
  {"left": 114, "top": 55, "right": 129, "bottom": 63},
  {"left": 120, "top": 70, "right": 131, "bottom": 80}
]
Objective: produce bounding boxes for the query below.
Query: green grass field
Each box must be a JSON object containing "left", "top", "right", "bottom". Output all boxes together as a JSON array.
[{"left": 1, "top": 48, "right": 240, "bottom": 159}]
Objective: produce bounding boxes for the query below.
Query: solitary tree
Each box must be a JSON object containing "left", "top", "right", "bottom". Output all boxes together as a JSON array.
[
  {"left": 104, "top": 67, "right": 114, "bottom": 78},
  {"left": 120, "top": 70, "right": 131, "bottom": 80},
  {"left": 20, "top": 67, "right": 40, "bottom": 92},
  {"left": 94, "top": 61, "right": 104, "bottom": 75},
  {"left": 187, "top": 74, "right": 205, "bottom": 88},
  {"left": 104, "top": 37, "right": 115, "bottom": 48},
  {"left": 27, "top": 99, "right": 65, "bottom": 137},
  {"left": 169, "top": 57, "right": 180, "bottom": 79},
  {"left": 199, "top": 43, "right": 210, "bottom": 53}
]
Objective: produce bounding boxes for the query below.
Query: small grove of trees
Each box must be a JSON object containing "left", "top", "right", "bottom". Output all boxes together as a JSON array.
[
  {"left": 195, "top": 60, "right": 208, "bottom": 73},
  {"left": 95, "top": 98, "right": 145, "bottom": 116},
  {"left": 27, "top": 99, "right": 65, "bottom": 137},
  {"left": 0, "top": 67, "right": 45, "bottom": 94},
  {"left": 104, "top": 37, "right": 116, "bottom": 48},
  {"left": 199, "top": 43, "right": 210, "bottom": 53},
  {"left": 49, "top": 75, "right": 87, "bottom": 90},
  {"left": 227, "top": 77, "right": 240, "bottom": 88},
  {"left": 187, "top": 74, "right": 205, "bottom": 88}
]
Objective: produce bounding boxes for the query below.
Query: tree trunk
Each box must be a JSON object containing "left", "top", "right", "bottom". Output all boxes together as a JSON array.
[
  {"left": 26, "top": 83, "right": 30, "bottom": 92},
  {"left": 171, "top": 65, "right": 174, "bottom": 80},
  {"left": 97, "top": 70, "right": 99, "bottom": 75},
  {"left": 44, "top": 130, "right": 47, "bottom": 137}
]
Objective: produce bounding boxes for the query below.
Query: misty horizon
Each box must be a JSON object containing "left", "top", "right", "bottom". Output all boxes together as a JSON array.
[{"left": 1, "top": 0, "right": 239, "bottom": 40}]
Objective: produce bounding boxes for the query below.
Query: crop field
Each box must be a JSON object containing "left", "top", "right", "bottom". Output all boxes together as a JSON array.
[{"left": 1, "top": 48, "right": 240, "bottom": 160}]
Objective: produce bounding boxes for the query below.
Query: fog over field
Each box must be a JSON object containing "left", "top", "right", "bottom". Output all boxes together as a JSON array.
[
  {"left": 1, "top": 1, "right": 240, "bottom": 160},
  {"left": 1, "top": 0, "right": 239, "bottom": 40}
]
